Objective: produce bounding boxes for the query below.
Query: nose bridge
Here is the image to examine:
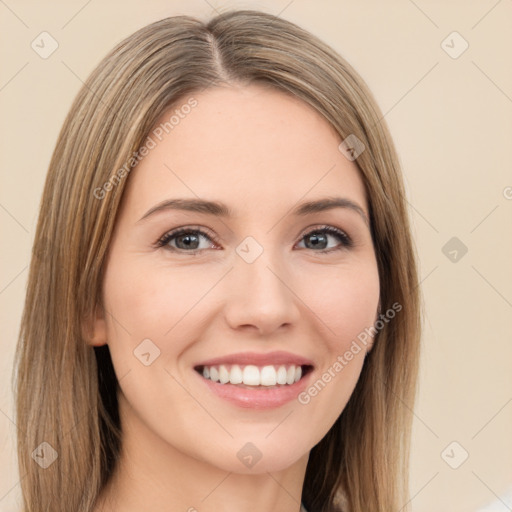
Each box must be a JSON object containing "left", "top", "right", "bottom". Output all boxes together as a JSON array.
[
  {"left": 224, "top": 238, "right": 299, "bottom": 333},
  {"left": 240, "top": 248, "right": 286, "bottom": 298}
]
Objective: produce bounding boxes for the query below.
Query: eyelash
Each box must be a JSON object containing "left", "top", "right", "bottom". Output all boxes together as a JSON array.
[{"left": 155, "top": 225, "right": 353, "bottom": 255}]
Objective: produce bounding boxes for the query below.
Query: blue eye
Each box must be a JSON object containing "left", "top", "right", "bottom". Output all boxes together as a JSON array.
[{"left": 156, "top": 225, "right": 353, "bottom": 254}]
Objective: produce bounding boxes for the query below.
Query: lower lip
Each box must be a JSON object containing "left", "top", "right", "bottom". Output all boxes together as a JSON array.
[{"left": 195, "top": 369, "right": 313, "bottom": 409}]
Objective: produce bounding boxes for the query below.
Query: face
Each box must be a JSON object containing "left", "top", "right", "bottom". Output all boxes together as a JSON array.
[{"left": 90, "top": 84, "right": 380, "bottom": 474}]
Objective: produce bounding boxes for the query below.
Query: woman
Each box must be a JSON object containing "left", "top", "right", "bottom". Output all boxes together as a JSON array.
[{"left": 14, "top": 9, "right": 422, "bottom": 512}]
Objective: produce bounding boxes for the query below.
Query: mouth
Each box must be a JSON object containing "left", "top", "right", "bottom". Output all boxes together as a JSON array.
[
  {"left": 194, "top": 363, "right": 314, "bottom": 389},
  {"left": 192, "top": 352, "right": 315, "bottom": 409}
]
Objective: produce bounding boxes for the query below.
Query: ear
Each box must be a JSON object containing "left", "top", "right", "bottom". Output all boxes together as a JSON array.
[{"left": 82, "top": 304, "right": 108, "bottom": 347}]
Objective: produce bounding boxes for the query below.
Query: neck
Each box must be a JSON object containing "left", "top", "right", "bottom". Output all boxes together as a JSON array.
[{"left": 94, "top": 392, "right": 309, "bottom": 512}]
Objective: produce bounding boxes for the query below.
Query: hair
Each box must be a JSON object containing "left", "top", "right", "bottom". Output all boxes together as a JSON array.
[{"left": 13, "top": 9, "right": 422, "bottom": 512}]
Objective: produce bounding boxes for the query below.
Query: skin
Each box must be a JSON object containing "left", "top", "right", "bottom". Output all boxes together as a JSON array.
[{"left": 88, "top": 83, "right": 380, "bottom": 512}]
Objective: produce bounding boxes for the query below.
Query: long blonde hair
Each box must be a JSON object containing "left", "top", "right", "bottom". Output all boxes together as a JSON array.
[{"left": 13, "top": 9, "right": 422, "bottom": 512}]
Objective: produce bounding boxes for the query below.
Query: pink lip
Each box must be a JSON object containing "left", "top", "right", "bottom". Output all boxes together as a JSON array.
[
  {"left": 195, "top": 369, "right": 314, "bottom": 409},
  {"left": 194, "top": 350, "right": 314, "bottom": 368}
]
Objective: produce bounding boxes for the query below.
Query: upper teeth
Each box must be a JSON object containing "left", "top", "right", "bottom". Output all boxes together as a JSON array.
[{"left": 202, "top": 364, "right": 302, "bottom": 386}]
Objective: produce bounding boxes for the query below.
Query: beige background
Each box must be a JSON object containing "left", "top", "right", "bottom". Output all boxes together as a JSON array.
[{"left": 1, "top": 1, "right": 511, "bottom": 511}]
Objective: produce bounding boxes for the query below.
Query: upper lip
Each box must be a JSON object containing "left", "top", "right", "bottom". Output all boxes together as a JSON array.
[{"left": 194, "top": 350, "right": 314, "bottom": 368}]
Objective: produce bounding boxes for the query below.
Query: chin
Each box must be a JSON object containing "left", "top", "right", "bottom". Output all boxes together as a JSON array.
[{"left": 197, "top": 435, "right": 312, "bottom": 475}]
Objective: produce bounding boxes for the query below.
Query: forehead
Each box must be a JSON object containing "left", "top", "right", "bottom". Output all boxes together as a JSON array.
[{"left": 122, "top": 84, "right": 368, "bottom": 220}]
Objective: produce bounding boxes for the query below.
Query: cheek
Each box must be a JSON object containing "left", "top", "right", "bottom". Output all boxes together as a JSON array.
[
  {"left": 100, "top": 259, "right": 213, "bottom": 437},
  {"left": 292, "top": 260, "right": 379, "bottom": 429},
  {"left": 295, "top": 258, "right": 380, "bottom": 346},
  {"left": 102, "top": 257, "right": 218, "bottom": 368}
]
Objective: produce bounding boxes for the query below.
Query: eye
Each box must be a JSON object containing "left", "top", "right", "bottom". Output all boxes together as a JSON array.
[
  {"left": 155, "top": 226, "right": 219, "bottom": 253},
  {"left": 296, "top": 225, "right": 353, "bottom": 253}
]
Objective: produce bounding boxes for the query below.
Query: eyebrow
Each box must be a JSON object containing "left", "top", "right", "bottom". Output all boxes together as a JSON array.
[{"left": 137, "top": 196, "right": 369, "bottom": 226}]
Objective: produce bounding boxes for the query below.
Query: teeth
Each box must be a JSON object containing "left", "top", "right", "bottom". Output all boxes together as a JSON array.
[
  {"left": 243, "top": 365, "right": 260, "bottom": 386},
  {"left": 209, "top": 366, "right": 219, "bottom": 382},
  {"left": 229, "top": 364, "right": 243, "bottom": 384},
  {"left": 260, "top": 366, "right": 277, "bottom": 386},
  {"left": 199, "top": 364, "right": 306, "bottom": 386},
  {"left": 276, "top": 365, "right": 287, "bottom": 385},
  {"left": 219, "top": 365, "right": 230, "bottom": 384}
]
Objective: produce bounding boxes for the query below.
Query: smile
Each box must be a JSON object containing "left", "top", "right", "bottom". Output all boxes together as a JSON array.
[{"left": 192, "top": 351, "right": 315, "bottom": 409}]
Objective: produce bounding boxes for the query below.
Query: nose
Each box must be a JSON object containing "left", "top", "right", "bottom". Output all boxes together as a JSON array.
[{"left": 223, "top": 250, "right": 301, "bottom": 336}]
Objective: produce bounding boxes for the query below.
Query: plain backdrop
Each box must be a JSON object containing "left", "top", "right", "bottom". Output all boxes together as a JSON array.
[{"left": 1, "top": 1, "right": 511, "bottom": 511}]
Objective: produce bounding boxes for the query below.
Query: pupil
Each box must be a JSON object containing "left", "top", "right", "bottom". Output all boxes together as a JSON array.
[
  {"left": 307, "top": 233, "right": 327, "bottom": 249},
  {"left": 178, "top": 234, "right": 199, "bottom": 249}
]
